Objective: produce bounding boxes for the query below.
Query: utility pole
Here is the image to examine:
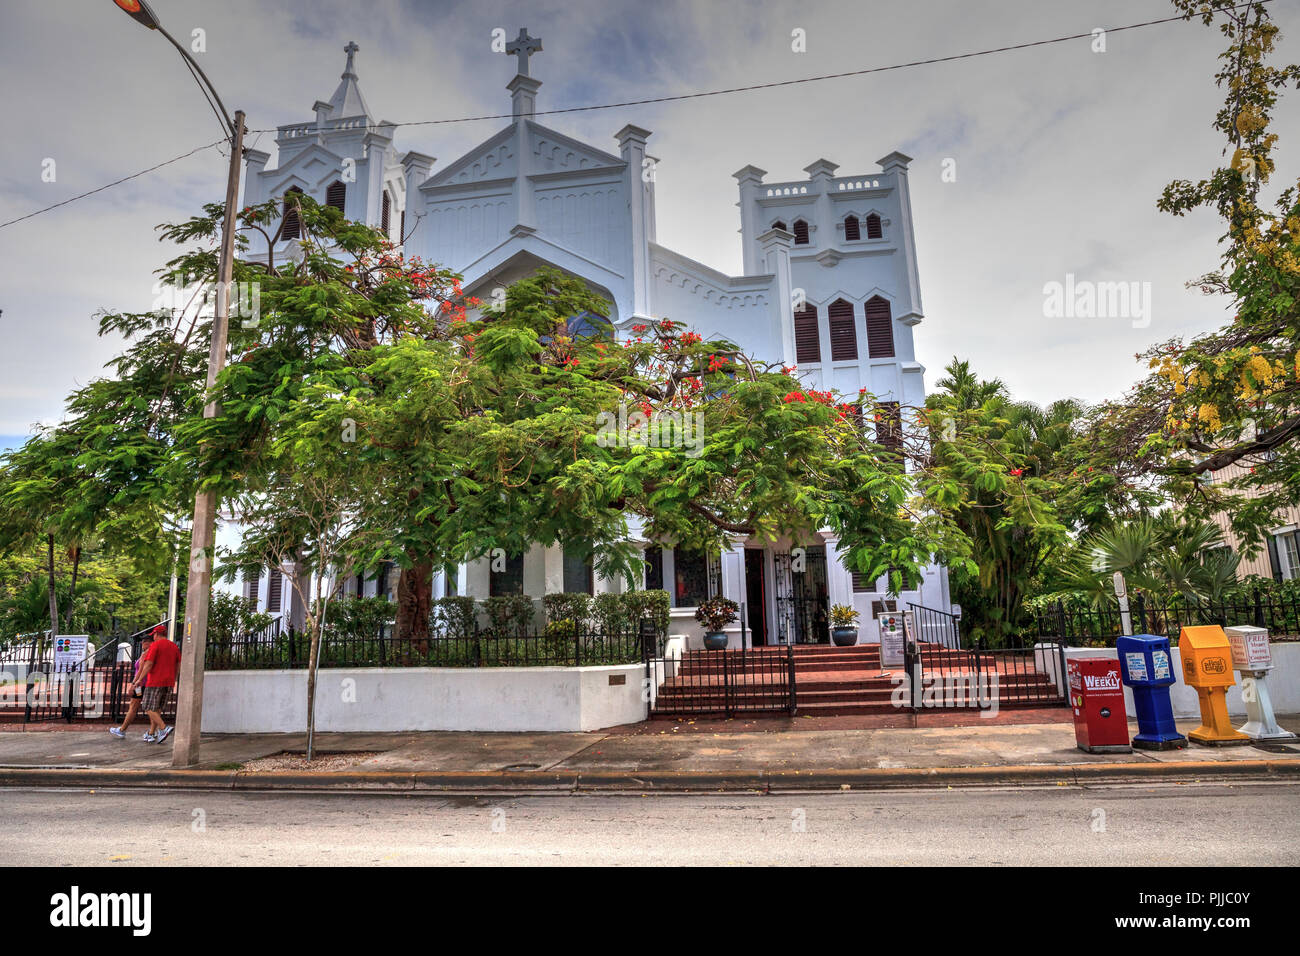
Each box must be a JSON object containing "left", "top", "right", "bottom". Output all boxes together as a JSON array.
[{"left": 111, "top": 0, "right": 245, "bottom": 767}]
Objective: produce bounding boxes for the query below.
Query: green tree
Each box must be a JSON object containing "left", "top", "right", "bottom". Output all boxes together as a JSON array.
[{"left": 1090, "top": 1, "right": 1300, "bottom": 554}]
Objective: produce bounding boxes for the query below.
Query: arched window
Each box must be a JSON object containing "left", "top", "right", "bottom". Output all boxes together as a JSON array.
[
  {"left": 792, "top": 219, "right": 810, "bottom": 245},
  {"left": 326, "top": 180, "right": 346, "bottom": 212},
  {"left": 843, "top": 215, "right": 860, "bottom": 242},
  {"left": 281, "top": 186, "right": 304, "bottom": 240},
  {"left": 566, "top": 310, "right": 613, "bottom": 339},
  {"left": 794, "top": 304, "right": 821, "bottom": 363},
  {"left": 381, "top": 191, "right": 391, "bottom": 235},
  {"left": 827, "top": 299, "right": 858, "bottom": 361},
  {"left": 865, "top": 213, "right": 882, "bottom": 239},
  {"left": 865, "top": 296, "right": 895, "bottom": 358}
]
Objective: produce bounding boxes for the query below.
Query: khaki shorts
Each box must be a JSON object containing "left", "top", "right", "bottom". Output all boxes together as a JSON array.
[{"left": 142, "top": 685, "right": 171, "bottom": 714}]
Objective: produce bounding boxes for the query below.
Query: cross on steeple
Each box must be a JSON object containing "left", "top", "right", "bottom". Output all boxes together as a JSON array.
[
  {"left": 343, "top": 41, "right": 359, "bottom": 78},
  {"left": 506, "top": 28, "right": 542, "bottom": 77}
]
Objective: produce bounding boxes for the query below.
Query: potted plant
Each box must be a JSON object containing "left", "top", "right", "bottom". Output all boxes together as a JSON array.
[
  {"left": 694, "top": 597, "right": 740, "bottom": 650},
  {"left": 829, "top": 604, "right": 860, "bottom": 646}
]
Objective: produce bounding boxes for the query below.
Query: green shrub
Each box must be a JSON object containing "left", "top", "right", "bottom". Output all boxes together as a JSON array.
[
  {"left": 542, "top": 592, "right": 592, "bottom": 628},
  {"left": 591, "top": 592, "right": 629, "bottom": 636},
  {"left": 433, "top": 596, "right": 477, "bottom": 638},
  {"left": 481, "top": 594, "right": 536, "bottom": 636},
  {"left": 623, "top": 589, "right": 670, "bottom": 636}
]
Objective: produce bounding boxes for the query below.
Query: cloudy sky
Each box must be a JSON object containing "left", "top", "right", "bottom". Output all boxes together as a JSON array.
[{"left": 2, "top": 0, "right": 1298, "bottom": 452}]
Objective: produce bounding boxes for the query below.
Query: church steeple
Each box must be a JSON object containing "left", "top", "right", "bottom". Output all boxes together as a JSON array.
[
  {"left": 326, "top": 40, "right": 372, "bottom": 120},
  {"left": 505, "top": 28, "right": 542, "bottom": 120}
]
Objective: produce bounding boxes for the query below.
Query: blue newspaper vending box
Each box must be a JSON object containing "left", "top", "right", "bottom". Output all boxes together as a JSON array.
[{"left": 1115, "top": 634, "right": 1187, "bottom": 750}]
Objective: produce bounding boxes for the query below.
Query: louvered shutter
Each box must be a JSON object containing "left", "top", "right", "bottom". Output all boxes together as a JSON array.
[
  {"left": 281, "top": 187, "right": 303, "bottom": 240},
  {"left": 844, "top": 215, "right": 860, "bottom": 241},
  {"left": 267, "top": 570, "right": 283, "bottom": 613},
  {"left": 381, "top": 192, "right": 391, "bottom": 234},
  {"left": 865, "top": 213, "right": 882, "bottom": 239},
  {"left": 771, "top": 220, "right": 786, "bottom": 232},
  {"left": 827, "top": 299, "right": 858, "bottom": 361},
  {"left": 793, "top": 306, "right": 821, "bottom": 364},
  {"left": 326, "top": 180, "right": 346, "bottom": 211},
  {"left": 865, "top": 296, "right": 895, "bottom": 358},
  {"left": 792, "top": 219, "right": 809, "bottom": 245},
  {"left": 877, "top": 401, "right": 902, "bottom": 455}
]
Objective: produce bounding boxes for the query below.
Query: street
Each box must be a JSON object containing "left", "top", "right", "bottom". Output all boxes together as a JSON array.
[{"left": 1, "top": 782, "right": 1295, "bottom": 866}]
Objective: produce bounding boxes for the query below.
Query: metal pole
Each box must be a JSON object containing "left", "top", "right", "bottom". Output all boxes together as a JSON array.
[{"left": 173, "top": 111, "right": 245, "bottom": 768}]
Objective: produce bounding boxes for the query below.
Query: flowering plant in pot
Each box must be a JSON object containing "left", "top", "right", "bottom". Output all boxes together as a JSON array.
[
  {"left": 829, "top": 604, "right": 860, "bottom": 646},
  {"left": 694, "top": 597, "right": 739, "bottom": 650}
]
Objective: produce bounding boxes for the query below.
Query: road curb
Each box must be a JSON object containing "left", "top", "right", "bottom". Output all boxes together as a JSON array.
[{"left": 0, "top": 759, "right": 1296, "bottom": 793}]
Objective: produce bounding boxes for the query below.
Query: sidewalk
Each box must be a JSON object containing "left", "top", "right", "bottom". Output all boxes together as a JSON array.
[{"left": 0, "top": 714, "right": 1297, "bottom": 791}]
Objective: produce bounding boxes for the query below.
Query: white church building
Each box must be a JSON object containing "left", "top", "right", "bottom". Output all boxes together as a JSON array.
[{"left": 221, "top": 33, "right": 951, "bottom": 647}]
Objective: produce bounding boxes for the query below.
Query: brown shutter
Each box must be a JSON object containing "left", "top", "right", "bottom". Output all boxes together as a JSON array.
[
  {"left": 877, "top": 401, "right": 902, "bottom": 455},
  {"left": 267, "top": 570, "right": 283, "bottom": 613},
  {"left": 865, "top": 213, "right": 882, "bottom": 239},
  {"left": 865, "top": 296, "right": 895, "bottom": 358},
  {"left": 400, "top": 210, "right": 406, "bottom": 241},
  {"left": 326, "top": 180, "right": 346, "bottom": 211},
  {"left": 245, "top": 571, "right": 260, "bottom": 607},
  {"left": 844, "top": 215, "right": 860, "bottom": 241},
  {"left": 827, "top": 299, "right": 858, "bottom": 361},
  {"left": 381, "top": 192, "right": 391, "bottom": 234},
  {"left": 793, "top": 306, "right": 821, "bottom": 364},
  {"left": 792, "top": 219, "right": 809, "bottom": 245},
  {"left": 281, "top": 187, "right": 303, "bottom": 240}
]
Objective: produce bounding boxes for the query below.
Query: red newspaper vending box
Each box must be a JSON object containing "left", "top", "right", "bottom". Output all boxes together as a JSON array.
[{"left": 1067, "top": 658, "right": 1132, "bottom": 753}]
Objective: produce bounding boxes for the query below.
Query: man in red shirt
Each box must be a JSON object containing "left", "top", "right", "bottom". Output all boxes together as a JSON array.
[{"left": 128, "top": 624, "right": 181, "bottom": 744}]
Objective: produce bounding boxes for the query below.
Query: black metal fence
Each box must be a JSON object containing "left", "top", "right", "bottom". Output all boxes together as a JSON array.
[
  {"left": 205, "top": 624, "right": 647, "bottom": 670},
  {"left": 0, "top": 660, "right": 177, "bottom": 724},
  {"left": 645, "top": 641, "right": 796, "bottom": 717},
  {"left": 1032, "top": 590, "right": 1300, "bottom": 646},
  {"left": 906, "top": 604, "right": 1066, "bottom": 708}
]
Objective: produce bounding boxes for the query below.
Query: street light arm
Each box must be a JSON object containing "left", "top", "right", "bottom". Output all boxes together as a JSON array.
[{"left": 154, "top": 22, "right": 237, "bottom": 142}]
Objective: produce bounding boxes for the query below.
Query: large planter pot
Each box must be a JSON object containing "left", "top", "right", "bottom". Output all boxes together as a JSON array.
[
  {"left": 831, "top": 627, "right": 858, "bottom": 647},
  {"left": 702, "top": 631, "right": 729, "bottom": 650}
]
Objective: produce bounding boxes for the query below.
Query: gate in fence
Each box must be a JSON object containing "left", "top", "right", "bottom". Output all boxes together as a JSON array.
[
  {"left": 905, "top": 604, "right": 1067, "bottom": 709},
  {"left": 643, "top": 640, "right": 797, "bottom": 717}
]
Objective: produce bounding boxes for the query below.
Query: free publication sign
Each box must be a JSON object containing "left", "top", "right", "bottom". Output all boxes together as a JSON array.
[{"left": 53, "top": 635, "right": 89, "bottom": 671}]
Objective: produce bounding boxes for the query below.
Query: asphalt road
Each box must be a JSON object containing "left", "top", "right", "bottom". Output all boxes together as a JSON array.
[{"left": 0, "top": 782, "right": 1295, "bottom": 866}]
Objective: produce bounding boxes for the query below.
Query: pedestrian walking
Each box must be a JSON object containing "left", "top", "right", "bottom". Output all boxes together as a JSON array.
[
  {"left": 128, "top": 624, "right": 181, "bottom": 744},
  {"left": 107, "top": 629, "right": 155, "bottom": 739}
]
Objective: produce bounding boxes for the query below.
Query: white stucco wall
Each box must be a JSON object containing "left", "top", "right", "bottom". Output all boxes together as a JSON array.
[
  {"left": 1063, "top": 643, "right": 1300, "bottom": 719},
  {"left": 202, "top": 663, "right": 648, "bottom": 733}
]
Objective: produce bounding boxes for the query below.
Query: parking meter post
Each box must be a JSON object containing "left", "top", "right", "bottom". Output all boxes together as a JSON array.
[{"left": 1117, "top": 634, "right": 1188, "bottom": 751}]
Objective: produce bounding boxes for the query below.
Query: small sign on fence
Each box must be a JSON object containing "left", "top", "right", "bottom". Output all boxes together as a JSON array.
[{"left": 53, "top": 635, "right": 89, "bottom": 671}]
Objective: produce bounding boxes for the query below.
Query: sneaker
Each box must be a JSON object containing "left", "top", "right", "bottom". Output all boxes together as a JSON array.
[
  {"left": 142, "top": 732, "right": 156, "bottom": 743},
  {"left": 155, "top": 725, "right": 174, "bottom": 743},
  {"left": 109, "top": 727, "right": 125, "bottom": 739}
]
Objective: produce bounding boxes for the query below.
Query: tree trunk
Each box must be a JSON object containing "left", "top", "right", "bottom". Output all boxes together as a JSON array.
[
  {"left": 305, "top": 570, "right": 325, "bottom": 762},
  {"left": 395, "top": 555, "right": 433, "bottom": 653},
  {"left": 45, "top": 534, "right": 59, "bottom": 640},
  {"left": 63, "top": 545, "right": 81, "bottom": 634}
]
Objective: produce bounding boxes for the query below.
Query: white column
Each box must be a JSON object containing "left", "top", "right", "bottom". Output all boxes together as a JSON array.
[
  {"left": 732, "top": 165, "right": 768, "bottom": 275},
  {"left": 617, "top": 124, "right": 654, "bottom": 319},
  {"left": 759, "top": 227, "right": 796, "bottom": 367}
]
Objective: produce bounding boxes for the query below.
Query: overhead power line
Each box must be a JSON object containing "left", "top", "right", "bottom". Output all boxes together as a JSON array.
[
  {"left": 0, "top": 139, "right": 226, "bottom": 231},
  {"left": 253, "top": 1, "right": 1276, "bottom": 135},
  {"left": 0, "top": 1, "right": 1275, "bottom": 232}
]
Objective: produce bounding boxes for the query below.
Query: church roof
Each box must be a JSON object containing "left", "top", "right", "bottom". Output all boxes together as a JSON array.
[{"left": 326, "top": 41, "right": 371, "bottom": 119}]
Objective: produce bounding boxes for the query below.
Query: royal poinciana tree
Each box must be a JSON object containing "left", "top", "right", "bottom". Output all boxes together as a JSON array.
[{"left": 1088, "top": 0, "right": 1300, "bottom": 553}]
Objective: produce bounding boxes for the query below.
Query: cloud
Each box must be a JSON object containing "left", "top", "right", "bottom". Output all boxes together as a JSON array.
[{"left": 0, "top": 0, "right": 1296, "bottom": 437}]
